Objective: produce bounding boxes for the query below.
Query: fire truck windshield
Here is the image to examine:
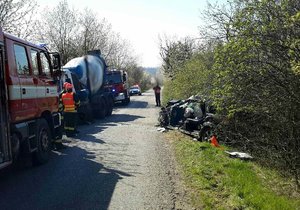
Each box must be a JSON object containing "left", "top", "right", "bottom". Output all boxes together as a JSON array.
[{"left": 106, "top": 73, "right": 122, "bottom": 84}]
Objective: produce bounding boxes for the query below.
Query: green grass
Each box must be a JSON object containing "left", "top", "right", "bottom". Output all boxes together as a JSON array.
[{"left": 166, "top": 132, "right": 300, "bottom": 210}]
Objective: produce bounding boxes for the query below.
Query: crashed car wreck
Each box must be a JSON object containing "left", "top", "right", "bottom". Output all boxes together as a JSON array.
[{"left": 158, "top": 95, "right": 219, "bottom": 141}]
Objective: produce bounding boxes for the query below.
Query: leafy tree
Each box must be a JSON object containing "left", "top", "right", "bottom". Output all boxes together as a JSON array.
[
  {"left": 162, "top": 0, "right": 300, "bottom": 187},
  {"left": 210, "top": 0, "right": 300, "bottom": 187},
  {"left": 127, "top": 65, "right": 144, "bottom": 86},
  {"left": 139, "top": 72, "right": 152, "bottom": 91},
  {"left": 164, "top": 50, "right": 214, "bottom": 101},
  {"left": 162, "top": 40, "right": 216, "bottom": 104}
]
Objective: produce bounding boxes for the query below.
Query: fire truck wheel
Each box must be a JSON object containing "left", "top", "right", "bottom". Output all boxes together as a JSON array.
[
  {"left": 122, "top": 97, "right": 130, "bottom": 105},
  {"left": 33, "top": 119, "right": 50, "bottom": 165}
]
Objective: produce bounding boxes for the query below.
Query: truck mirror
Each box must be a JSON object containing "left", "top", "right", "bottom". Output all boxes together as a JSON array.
[
  {"left": 49, "top": 52, "right": 61, "bottom": 70},
  {"left": 52, "top": 54, "right": 61, "bottom": 70},
  {"left": 50, "top": 52, "right": 61, "bottom": 78},
  {"left": 123, "top": 73, "right": 127, "bottom": 82}
]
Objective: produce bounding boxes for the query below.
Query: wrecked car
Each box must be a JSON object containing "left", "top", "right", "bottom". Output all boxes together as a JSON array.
[{"left": 158, "top": 96, "right": 218, "bottom": 141}]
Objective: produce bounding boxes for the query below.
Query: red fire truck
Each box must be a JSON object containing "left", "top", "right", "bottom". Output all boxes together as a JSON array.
[
  {"left": 0, "top": 27, "right": 62, "bottom": 169},
  {"left": 105, "top": 69, "right": 130, "bottom": 105}
]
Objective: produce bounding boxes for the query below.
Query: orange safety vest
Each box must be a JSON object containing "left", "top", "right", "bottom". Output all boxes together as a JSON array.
[{"left": 62, "top": 92, "right": 76, "bottom": 112}]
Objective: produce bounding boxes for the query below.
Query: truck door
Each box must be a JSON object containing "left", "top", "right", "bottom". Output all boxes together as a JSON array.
[
  {"left": 0, "top": 42, "right": 11, "bottom": 165},
  {"left": 13, "top": 44, "right": 37, "bottom": 120},
  {"left": 39, "top": 51, "right": 58, "bottom": 112},
  {"left": 30, "top": 49, "right": 46, "bottom": 113},
  {"left": 30, "top": 49, "right": 55, "bottom": 114}
]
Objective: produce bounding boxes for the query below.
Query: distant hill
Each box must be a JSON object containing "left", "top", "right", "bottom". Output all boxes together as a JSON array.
[{"left": 143, "top": 67, "right": 159, "bottom": 76}]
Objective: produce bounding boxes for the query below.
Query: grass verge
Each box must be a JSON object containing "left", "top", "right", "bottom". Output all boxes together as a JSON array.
[{"left": 165, "top": 131, "right": 300, "bottom": 210}]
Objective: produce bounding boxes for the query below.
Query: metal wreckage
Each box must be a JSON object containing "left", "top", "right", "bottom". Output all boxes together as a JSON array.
[
  {"left": 158, "top": 95, "right": 220, "bottom": 141},
  {"left": 158, "top": 96, "right": 254, "bottom": 160}
]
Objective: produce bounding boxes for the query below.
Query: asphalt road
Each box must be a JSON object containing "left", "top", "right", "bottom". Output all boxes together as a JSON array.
[{"left": 0, "top": 90, "right": 180, "bottom": 210}]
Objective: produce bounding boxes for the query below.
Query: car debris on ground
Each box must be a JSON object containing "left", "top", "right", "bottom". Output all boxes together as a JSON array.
[
  {"left": 225, "top": 151, "right": 254, "bottom": 160},
  {"left": 157, "top": 127, "right": 167, "bottom": 133}
]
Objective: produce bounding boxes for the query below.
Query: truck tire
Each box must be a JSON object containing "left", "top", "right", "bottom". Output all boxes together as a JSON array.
[
  {"left": 85, "top": 104, "right": 94, "bottom": 122},
  {"left": 11, "top": 133, "right": 20, "bottom": 161},
  {"left": 121, "top": 91, "right": 130, "bottom": 105},
  {"left": 106, "top": 97, "right": 114, "bottom": 116},
  {"left": 101, "top": 98, "right": 108, "bottom": 118},
  {"left": 122, "top": 96, "right": 130, "bottom": 105},
  {"left": 104, "top": 98, "right": 109, "bottom": 117},
  {"left": 79, "top": 104, "right": 93, "bottom": 123},
  {"left": 32, "top": 119, "right": 50, "bottom": 165},
  {"left": 95, "top": 99, "right": 106, "bottom": 119},
  {"left": 92, "top": 96, "right": 105, "bottom": 119}
]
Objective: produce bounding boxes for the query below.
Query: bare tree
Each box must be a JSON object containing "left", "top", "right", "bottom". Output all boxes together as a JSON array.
[
  {"left": 199, "top": 0, "right": 239, "bottom": 42},
  {"left": 36, "top": 0, "right": 78, "bottom": 64},
  {"left": 76, "top": 8, "right": 137, "bottom": 70},
  {"left": 77, "top": 9, "right": 111, "bottom": 55},
  {"left": 0, "top": 0, "right": 37, "bottom": 39},
  {"left": 159, "top": 35, "right": 196, "bottom": 78},
  {"left": 107, "top": 37, "right": 137, "bottom": 69}
]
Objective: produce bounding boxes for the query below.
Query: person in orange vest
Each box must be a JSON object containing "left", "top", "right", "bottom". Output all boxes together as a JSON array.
[
  {"left": 153, "top": 84, "right": 161, "bottom": 106},
  {"left": 61, "top": 83, "right": 80, "bottom": 137},
  {"left": 53, "top": 82, "right": 70, "bottom": 149},
  {"left": 58, "top": 82, "right": 69, "bottom": 112}
]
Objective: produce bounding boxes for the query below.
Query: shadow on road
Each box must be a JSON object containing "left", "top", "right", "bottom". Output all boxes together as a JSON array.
[
  {"left": 67, "top": 112, "right": 144, "bottom": 144},
  {"left": 104, "top": 113, "right": 145, "bottom": 123},
  {"left": 114, "top": 100, "right": 148, "bottom": 109},
  {"left": 0, "top": 145, "right": 131, "bottom": 210},
  {"left": 128, "top": 100, "right": 148, "bottom": 109},
  {"left": 74, "top": 123, "right": 110, "bottom": 144}
]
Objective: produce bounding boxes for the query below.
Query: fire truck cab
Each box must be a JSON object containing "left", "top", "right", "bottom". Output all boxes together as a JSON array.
[
  {"left": 105, "top": 69, "right": 130, "bottom": 105},
  {"left": 0, "top": 27, "right": 62, "bottom": 169}
]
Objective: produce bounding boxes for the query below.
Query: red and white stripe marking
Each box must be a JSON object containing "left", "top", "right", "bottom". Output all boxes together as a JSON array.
[{"left": 8, "top": 85, "right": 58, "bottom": 100}]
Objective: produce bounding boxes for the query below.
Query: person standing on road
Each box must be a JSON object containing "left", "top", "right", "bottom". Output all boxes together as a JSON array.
[
  {"left": 62, "top": 83, "right": 80, "bottom": 137},
  {"left": 153, "top": 84, "right": 161, "bottom": 106},
  {"left": 58, "top": 82, "right": 69, "bottom": 111},
  {"left": 54, "top": 82, "right": 70, "bottom": 149}
]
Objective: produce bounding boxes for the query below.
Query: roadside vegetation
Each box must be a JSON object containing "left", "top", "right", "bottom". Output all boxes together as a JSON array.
[
  {"left": 166, "top": 132, "right": 300, "bottom": 209},
  {"left": 160, "top": 0, "right": 300, "bottom": 196}
]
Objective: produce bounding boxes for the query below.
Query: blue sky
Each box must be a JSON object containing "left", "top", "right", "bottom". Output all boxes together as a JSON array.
[{"left": 39, "top": 0, "right": 224, "bottom": 67}]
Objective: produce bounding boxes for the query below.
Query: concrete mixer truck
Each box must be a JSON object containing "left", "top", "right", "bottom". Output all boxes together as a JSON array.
[{"left": 60, "top": 50, "right": 114, "bottom": 121}]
